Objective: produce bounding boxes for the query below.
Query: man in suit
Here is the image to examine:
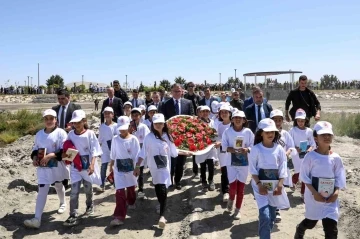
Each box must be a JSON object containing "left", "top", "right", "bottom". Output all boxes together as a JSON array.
[
  {"left": 242, "top": 86, "right": 268, "bottom": 111},
  {"left": 198, "top": 86, "right": 217, "bottom": 108},
  {"left": 245, "top": 88, "right": 273, "bottom": 133},
  {"left": 162, "top": 84, "right": 194, "bottom": 190},
  {"left": 130, "top": 89, "right": 145, "bottom": 108},
  {"left": 113, "top": 80, "right": 129, "bottom": 104},
  {"left": 183, "top": 81, "right": 201, "bottom": 115},
  {"left": 100, "top": 87, "right": 124, "bottom": 123},
  {"left": 146, "top": 91, "right": 163, "bottom": 118}
]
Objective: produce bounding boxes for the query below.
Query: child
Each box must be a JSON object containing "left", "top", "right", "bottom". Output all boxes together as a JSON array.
[
  {"left": 289, "top": 109, "right": 316, "bottom": 200},
  {"left": 109, "top": 116, "right": 140, "bottom": 226},
  {"left": 130, "top": 107, "right": 150, "bottom": 198},
  {"left": 294, "top": 121, "right": 346, "bottom": 239},
  {"left": 215, "top": 104, "right": 232, "bottom": 202},
  {"left": 195, "top": 106, "right": 218, "bottom": 191},
  {"left": 123, "top": 101, "right": 133, "bottom": 119},
  {"left": 222, "top": 110, "right": 254, "bottom": 220},
  {"left": 134, "top": 113, "right": 191, "bottom": 229},
  {"left": 63, "top": 110, "right": 102, "bottom": 227},
  {"left": 270, "top": 109, "right": 295, "bottom": 222},
  {"left": 139, "top": 105, "right": 146, "bottom": 123},
  {"left": 98, "top": 107, "right": 118, "bottom": 191},
  {"left": 24, "top": 109, "right": 69, "bottom": 229},
  {"left": 249, "top": 119, "right": 290, "bottom": 238},
  {"left": 144, "top": 105, "right": 158, "bottom": 129}
]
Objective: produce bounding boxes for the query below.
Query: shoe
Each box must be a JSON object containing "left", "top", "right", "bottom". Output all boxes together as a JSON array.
[
  {"left": 128, "top": 204, "right": 136, "bottom": 210},
  {"left": 58, "top": 204, "right": 66, "bottom": 214},
  {"left": 208, "top": 181, "right": 215, "bottom": 191},
  {"left": 24, "top": 218, "right": 41, "bottom": 229},
  {"left": 233, "top": 209, "right": 241, "bottom": 220},
  {"left": 294, "top": 224, "right": 305, "bottom": 239},
  {"left": 202, "top": 182, "right": 208, "bottom": 191},
  {"left": 63, "top": 216, "right": 79, "bottom": 227},
  {"left": 156, "top": 204, "right": 161, "bottom": 215},
  {"left": 175, "top": 184, "right": 182, "bottom": 190},
  {"left": 275, "top": 212, "right": 282, "bottom": 223},
  {"left": 214, "top": 161, "right": 220, "bottom": 167},
  {"left": 158, "top": 216, "right": 167, "bottom": 229},
  {"left": 101, "top": 186, "right": 105, "bottom": 192},
  {"left": 226, "top": 199, "right": 234, "bottom": 212},
  {"left": 110, "top": 218, "right": 124, "bottom": 226},
  {"left": 85, "top": 206, "right": 94, "bottom": 216},
  {"left": 138, "top": 191, "right": 145, "bottom": 198},
  {"left": 223, "top": 193, "right": 229, "bottom": 202}
]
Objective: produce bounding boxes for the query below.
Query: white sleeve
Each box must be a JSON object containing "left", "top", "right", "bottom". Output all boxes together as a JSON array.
[
  {"left": 334, "top": 156, "right": 346, "bottom": 189},
  {"left": 221, "top": 129, "right": 230, "bottom": 152},
  {"left": 33, "top": 133, "right": 39, "bottom": 151},
  {"left": 299, "top": 153, "right": 312, "bottom": 184},
  {"left": 110, "top": 137, "right": 116, "bottom": 160},
  {"left": 89, "top": 131, "right": 102, "bottom": 157},
  {"left": 144, "top": 125, "right": 151, "bottom": 136},
  {"left": 285, "top": 131, "right": 296, "bottom": 154},
  {"left": 132, "top": 137, "right": 141, "bottom": 160},
  {"left": 278, "top": 146, "right": 288, "bottom": 179},
  {"left": 248, "top": 146, "right": 259, "bottom": 175},
  {"left": 58, "top": 130, "right": 68, "bottom": 150},
  {"left": 247, "top": 130, "right": 255, "bottom": 150},
  {"left": 168, "top": 139, "right": 179, "bottom": 158},
  {"left": 98, "top": 126, "right": 104, "bottom": 144},
  {"left": 137, "top": 135, "right": 148, "bottom": 161},
  {"left": 308, "top": 129, "right": 316, "bottom": 148}
]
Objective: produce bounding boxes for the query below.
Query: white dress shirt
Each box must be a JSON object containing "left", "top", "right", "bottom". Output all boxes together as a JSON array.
[{"left": 255, "top": 103, "right": 266, "bottom": 124}]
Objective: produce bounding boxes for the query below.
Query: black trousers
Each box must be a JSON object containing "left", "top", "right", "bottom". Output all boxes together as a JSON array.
[
  {"left": 200, "top": 159, "right": 214, "bottom": 184},
  {"left": 154, "top": 184, "right": 167, "bottom": 217},
  {"left": 137, "top": 166, "right": 144, "bottom": 192},
  {"left": 296, "top": 218, "right": 338, "bottom": 239},
  {"left": 171, "top": 155, "right": 186, "bottom": 185},
  {"left": 192, "top": 155, "right": 198, "bottom": 175},
  {"left": 220, "top": 166, "right": 229, "bottom": 194}
]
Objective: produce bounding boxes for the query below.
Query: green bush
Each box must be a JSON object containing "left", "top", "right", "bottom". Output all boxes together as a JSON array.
[{"left": 319, "top": 112, "right": 360, "bottom": 138}]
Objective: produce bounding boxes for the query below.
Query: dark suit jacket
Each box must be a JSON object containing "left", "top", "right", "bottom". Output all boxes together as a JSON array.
[
  {"left": 199, "top": 96, "right": 217, "bottom": 107},
  {"left": 245, "top": 102, "right": 273, "bottom": 133},
  {"left": 243, "top": 97, "right": 268, "bottom": 111},
  {"left": 162, "top": 98, "right": 194, "bottom": 121},
  {"left": 52, "top": 102, "right": 82, "bottom": 129},
  {"left": 100, "top": 97, "right": 124, "bottom": 123}
]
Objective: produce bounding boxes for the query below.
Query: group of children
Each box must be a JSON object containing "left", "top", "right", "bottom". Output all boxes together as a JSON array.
[{"left": 24, "top": 99, "right": 346, "bottom": 239}]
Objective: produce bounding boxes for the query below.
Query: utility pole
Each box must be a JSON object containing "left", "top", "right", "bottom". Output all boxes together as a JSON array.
[
  {"left": 234, "top": 69, "right": 237, "bottom": 81},
  {"left": 31, "top": 77, "right": 33, "bottom": 87},
  {"left": 219, "top": 73, "right": 221, "bottom": 84},
  {"left": 82, "top": 75, "right": 84, "bottom": 86},
  {"left": 125, "top": 75, "right": 128, "bottom": 91},
  {"left": 27, "top": 76, "right": 30, "bottom": 94},
  {"left": 37, "top": 63, "right": 40, "bottom": 89}
]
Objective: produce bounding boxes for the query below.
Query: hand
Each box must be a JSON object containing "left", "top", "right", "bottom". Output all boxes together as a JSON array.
[
  {"left": 133, "top": 167, "right": 140, "bottom": 177},
  {"left": 314, "top": 114, "right": 321, "bottom": 121},
  {"left": 32, "top": 160, "right": 39, "bottom": 167},
  {"left": 313, "top": 192, "right": 326, "bottom": 202},
  {"left": 239, "top": 148, "right": 248, "bottom": 154},
  {"left": 295, "top": 147, "right": 301, "bottom": 153},
  {"left": 214, "top": 142, "right": 221, "bottom": 149},
  {"left": 62, "top": 152, "right": 69, "bottom": 159},
  {"left": 285, "top": 114, "right": 291, "bottom": 122},
  {"left": 88, "top": 164, "right": 95, "bottom": 175},
  {"left": 258, "top": 184, "right": 268, "bottom": 195},
  {"left": 65, "top": 125, "right": 72, "bottom": 132},
  {"left": 273, "top": 185, "right": 283, "bottom": 196},
  {"left": 326, "top": 191, "right": 338, "bottom": 203},
  {"left": 40, "top": 155, "right": 50, "bottom": 166},
  {"left": 109, "top": 165, "right": 113, "bottom": 173}
]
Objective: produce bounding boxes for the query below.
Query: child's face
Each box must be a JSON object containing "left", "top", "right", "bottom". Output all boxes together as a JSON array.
[
  {"left": 124, "top": 105, "right": 132, "bottom": 113},
  {"left": 44, "top": 116, "right": 56, "bottom": 128},
  {"left": 315, "top": 134, "right": 333, "bottom": 147},
  {"left": 220, "top": 110, "right": 230, "bottom": 121},
  {"left": 261, "top": 131, "right": 276, "bottom": 143},
  {"left": 197, "top": 110, "right": 204, "bottom": 118},
  {"left": 153, "top": 122, "right": 164, "bottom": 132},
  {"left": 72, "top": 119, "right": 85, "bottom": 131},
  {"left": 148, "top": 110, "right": 157, "bottom": 118},
  {"left": 141, "top": 110, "right": 145, "bottom": 116},
  {"left": 119, "top": 129, "right": 129, "bottom": 138},
  {"left": 232, "top": 116, "right": 245, "bottom": 127},
  {"left": 202, "top": 110, "right": 210, "bottom": 119},
  {"left": 296, "top": 119, "right": 306, "bottom": 128},
  {"left": 104, "top": 111, "right": 114, "bottom": 120},
  {"left": 272, "top": 116, "right": 283, "bottom": 129},
  {"left": 131, "top": 112, "right": 141, "bottom": 121}
]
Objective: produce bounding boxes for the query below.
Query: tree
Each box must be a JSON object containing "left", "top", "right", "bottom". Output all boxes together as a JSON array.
[
  {"left": 154, "top": 81, "right": 157, "bottom": 88},
  {"left": 138, "top": 81, "right": 145, "bottom": 92},
  {"left": 174, "top": 76, "right": 186, "bottom": 85},
  {"left": 320, "top": 74, "right": 340, "bottom": 89},
  {"left": 46, "top": 75, "right": 64, "bottom": 88},
  {"left": 159, "top": 79, "right": 171, "bottom": 91}
]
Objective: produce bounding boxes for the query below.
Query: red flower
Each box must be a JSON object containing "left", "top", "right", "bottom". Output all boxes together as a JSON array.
[
  {"left": 186, "top": 132, "right": 193, "bottom": 138},
  {"left": 174, "top": 138, "right": 183, "bottom": 147},
  {"left": 187, "top": 138, "right": 195, "bottom": 145},
  {"left": 198, "top": 142, "right": 205, "bottom": 150},
  {"left": 189, "top": 144, "right": 197, "bottom": 151},
  {"left": 206, "top": 137, "right": 212, "bottom": 145}
]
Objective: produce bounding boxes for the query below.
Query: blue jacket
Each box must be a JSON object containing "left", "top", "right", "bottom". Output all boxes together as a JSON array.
[{"left": 243, "top": 97, "right": 268, "bottom": 111}]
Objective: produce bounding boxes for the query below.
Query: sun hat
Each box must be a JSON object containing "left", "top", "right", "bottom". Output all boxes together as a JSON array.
[
  {"left": 131, "top": 108, "right": 142, "bottom": 114},
  {"left": 123, "top": 101, "right": 132, "bottom": 107},
  {"left": 139, "top": 105, "right": 146, "bottom": 111},
  {"left": 69, "top": 110, "right": 86, "bottom": 123},
  {"left": 147, "top": 105, "right": 157, "bottom": 112},
  {"left": 258, "top": 118, "right": 278, "bottom": 132},
  {"left": 270, "top": 109, "right": 284, "bottom": 118},
  {"left": 42, "top": 109, "right": 57, "bottom": 118},
  {"left": 218, "top": 104, "right": 231, "bottom": 112},
  {"left": 231, "top": 88, "right": 235, "bottom": 93},
  {"left": 295, "top": 108, "right": 306, "bottom": 120},
  {"left": 152, "top": 113, "right": 165, "bottom": 123},
  {"left": 211, "top": 101, "right": 219, "bottom": 113},
  {"left": 117, "top": 116, "right": 130, "bottom": 131},
  {"left": 102, "top": 106, "right": 114, "bottom": 114},
  {"left": 232, "top": 111, "right": 246, "bottom": 118},
  {"left": 313, "top": 121, "right": 333, "bottom": 135},
  {"left": 200, "top": 105, "right": 211, "bottom": 111}
]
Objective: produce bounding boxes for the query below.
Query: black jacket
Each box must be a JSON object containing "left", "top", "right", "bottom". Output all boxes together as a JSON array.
[
  {"left": 52, "top": 102, "right": 82, "bottom": 129},
  {"left": 100, "top": 97, "right": 124, "bottom": 123},
  {"left": 114, "top": 88, "right": 129, "bottom": 104},
  {"left": 245, "top": 102, "right": 273, "bottom": 133},
  {"left": 183, "top": 93, "right": 202, "bottom": 112},
  {"left": 162, "top": 98, "right": 194, "bottom": 120},
  {"left": 230, "top": 99, "right": 244, "bottom": 111},
  {"left": 285, "top": 87, "right": 321, "bottom": 120}
]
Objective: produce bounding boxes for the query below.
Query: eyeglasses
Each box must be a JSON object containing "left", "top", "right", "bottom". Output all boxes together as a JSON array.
[
  {"left": 188, "top": 86, "right": 194, "bottom": 88},
  {"left": 172, "top": 90, "right": 182, "bottom": 93},
  {"left": 113, "top": 84, "right": 119, "bottom": 86}
]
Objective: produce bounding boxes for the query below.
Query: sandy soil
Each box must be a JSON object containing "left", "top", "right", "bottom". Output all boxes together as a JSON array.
[{"left": 0, "top": 99, "right": 359, "bottom": 239}]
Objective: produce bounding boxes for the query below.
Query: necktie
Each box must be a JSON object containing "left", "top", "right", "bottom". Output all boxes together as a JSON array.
[
  {"left": 175, "top": 100, "right": 179, "bottom": 115},
  {"left": 257, "top": 105, "right": 262, "bottom": 124},
  {"left": 109, "top": 98, "right": 113, "bottom": 106},
  {"left": 60, "top": 105, "right": 65, "bottom": 129},
  {"left": 135, "top": 99, "right": 138, "bottom": 107}
]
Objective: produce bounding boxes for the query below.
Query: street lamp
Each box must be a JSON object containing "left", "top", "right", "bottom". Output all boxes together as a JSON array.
[
  {"left": 125, "top": 75, "right": 128, "bottom": 91},
  {"left": 234, "top": 69, "right": 237, "bottom": 80}
]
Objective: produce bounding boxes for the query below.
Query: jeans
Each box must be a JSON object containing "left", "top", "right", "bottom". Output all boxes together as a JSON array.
[
  {"left": 200, "top": 159, "right": 214, "bottom": 184},
  {"left": 258, "top": 205, "right": 277, "bottom": 239},
  {"left": 229, "top": 180, "right": 245, "bottom": 209},
  {"left": 171, "top": 155, "right": 186, "bottom": 185},
  {"left": 100, "top": 162, "right": 109, "bottom": 187},
  {"left": 113, "top": 186, "right": 136, "bottom": 220},
  {"left": 155, "top": 184, "right": 167, "bottom": 217},
  {"left": 70, "top": 179, "right": 93, "bottom": 217},
  {"left": 192, "top": 155, "right": 198, "bottom": 175},
  {"left": 137, "top": 166, "right": 144, "bottom": 192},
  {"left": 221, "top": 166, "right": 229, "bottom": 194},
  {"left": 295, "top": 218, "right": 338, "bottom": 239}
]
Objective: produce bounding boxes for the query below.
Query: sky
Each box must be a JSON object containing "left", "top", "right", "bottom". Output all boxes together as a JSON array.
[{"left": 1, "top": 0, "right": 359, "bottom": 88}]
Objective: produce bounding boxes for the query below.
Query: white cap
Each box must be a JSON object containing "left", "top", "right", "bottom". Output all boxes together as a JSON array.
[
  {"left": 102, "top": 106, "right": 114, "bottom": 114},
  {"left": 232, "top": 110, "right": 246, "bottom": 118},
  {"left": 43, "top": 109, "right": 57, "bottom": 118},
  {"left": 231, "top": 88, "right": 235, "bottom": 93},
  {"left": 196, "top": 105, "right": 202, "bottom": 111},
  {"left": 139, "top": 105, "right": 146, "bottom": 111},
  {"left": 218, "top": 104, "right": 231, "bottom": 112},
  {"left": 147, "top": 105, "right": 157, "bottom": 112},
  {"left": 314, "top": 121, "right": 334, "bottom": 135},
  {"left": 117, "top": 116, "right": 130, "bottom": 131},
  {"left": 200, "top": 105, "right": 211, "bottom": 111},
  {"left": 270, "top": 109, "right": 284, "bottom": 118},
  {"left": 258, "top": 118, "right": 278, "bottom": 132},
  {"left": 131, "top": 108, "right": 142, "bottom": 114},
  {"left": 211, "top": 101, "right": 219, "bottom": 113},
  {"left": 123, "top": 101, "right": 132, "bottom": 107},
  {"left": 153, "top": 113, "right": 165, "bottom": 123},
  {"left": 295, "top": 108, "right": 306, "bottom": 119},
  {"left": 69, "top": 110, "right": 86, "bottom": 123}
]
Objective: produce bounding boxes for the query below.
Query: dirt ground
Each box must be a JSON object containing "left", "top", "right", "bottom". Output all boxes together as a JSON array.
[{"left": 0, "top": 99, "right": 359, "bottom": 239}]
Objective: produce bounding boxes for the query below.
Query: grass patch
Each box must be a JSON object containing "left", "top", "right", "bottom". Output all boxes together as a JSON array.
[
  {"left": 0, "top": 109, "right": 43, "bottom": 144},
  {"left": 319, "top": 112, "right": 360, "bottom": 138}
]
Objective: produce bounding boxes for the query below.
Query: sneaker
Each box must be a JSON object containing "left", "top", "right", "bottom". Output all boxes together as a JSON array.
[
  {"left": 156, "top": 204, "right": 161, "bottom": 215},
  {"left": 158, "top": 216, "right": 167, "bottom": 229},
  {"left": 208, "top": 181, "right": 215, "bottom": 191},
  {"left": 85, "top": 206, "right": 94, "bottom": 216},
  {"left": 101, "top": 186, "right": 105, "bottom": 192},
  {"left": 63, "top": 216, "right": 79, "bottom": 227},
  {"left": 24, "top": 218, "right": 41, "bottom": 229},
  {"left": 110, "top": 218, "right": 124, "bottom": 226},
  {"left": 175, "top": 184, "right": 182, "bottom": 190},
  {"left": 275, "top": 212, "right": 282, "bottom": 223},
  {"left": 226, "top": 199, "right": 234, "bottom": 212},
  {"left": 58, "top": 204, "right": 66, "bottom": 214},
  {"left": 138, "top": 191, "right": 145, "bottom": 199},
  {"left": 202, "top": 182, "right": 208, "bottom": 191},
  {"left": 214, "top": 161, "right": 220, "bottom": 167},
  {"left": 128, "top": 204, "right": 136, "bottom": 210},
  {"left": 233, "top": 209, "right": 241, "bottom": 220},
  {"left": 223, "top": 193, "right": 229, "bottom": 202}
]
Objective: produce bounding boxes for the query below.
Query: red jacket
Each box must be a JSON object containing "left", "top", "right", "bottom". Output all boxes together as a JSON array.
[{"left": 63, "top": 140, "right": 82, "bottom": 171}]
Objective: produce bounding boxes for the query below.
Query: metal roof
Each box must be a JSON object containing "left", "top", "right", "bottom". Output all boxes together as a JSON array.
[{"left": 243, "top": 71, "right": 302, "bottom": 76}]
